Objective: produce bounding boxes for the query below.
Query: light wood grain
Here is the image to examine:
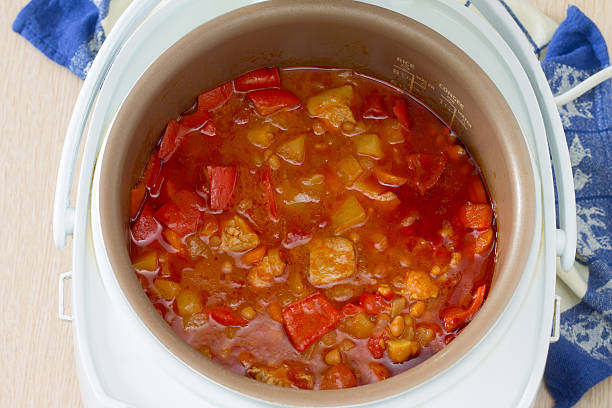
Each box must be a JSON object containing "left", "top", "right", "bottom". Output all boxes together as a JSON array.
[{"left": 0, "top": 1, "right": 609, "bottom": 407}]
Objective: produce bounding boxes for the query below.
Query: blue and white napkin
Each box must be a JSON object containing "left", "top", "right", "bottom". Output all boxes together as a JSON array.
[
  {"left": 13, "top": 1, "right": 611, "bottom": 406},
  {"left": 539, "top": 6, "right": 612, "bottom": 408},
  {"left": 12, "top": 0, "right": 126, "bottom": 79}
]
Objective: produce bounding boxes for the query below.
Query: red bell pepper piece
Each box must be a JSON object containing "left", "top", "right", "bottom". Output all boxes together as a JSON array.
[
  {"left": 406, "top": 153, "right": 447, "bottom": 194},
  {"left": 131, "top": 203, "right": 161, "bottom": 244},
  {"left": 158, "top": 120, "right": 191, "bottom": 162},
  {"left": 367, "top": 332, "right": 388, "bottom": 359},
  {"left": 441, "top": 284, "right": 487, "bottom": 331},
  {"left": 282, "top": 293, "right": 342, "bottom": 352},
  {"left": 197, "top": 81, "right": 234, "bottom": 111},
  {"left": 458, "top": 203, "right": 493, "bottom": 230},
  {"left": 233, "top": 67, "right": 281, "bottom": 92},
  {"left": 359, "top": 293, "right": 387, "bottom": 315},
  {"left": 261, "top": 167, "right": 278, "bottom": 220},
  {"left": 247, "top": 89, "right": 301, "bottom": 115},
  {"left": 207, "top": 166, "right": 237, "bottom": 210},
  {"left": 392, "top": 98, "right": 411, "bottom": 129},
  {"left": 142, "top": 151, "right": 161, "bottom": 189},
  {"left": 179, "top": 105, "right": 211, "bottom": 130},
  {"left": 362, "top": 94, "right": 388, "bottom": 119},
  {"left": 340, "top": 303, "right": 363, "bottom": 316},
  {"left": 154, "top": 190, "right": 204, "bottom": 236},
  {"left": 209, "top": 306, "right": 248, "bottom": 326}
]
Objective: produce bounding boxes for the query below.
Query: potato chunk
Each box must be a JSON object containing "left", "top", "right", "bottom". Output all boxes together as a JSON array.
[
  {"left": 277, "top": 134, "right": 306, "bottom": 165},
  {"left": 306, "top": 85, "right": 355, "bottom": 128},
  {"left": 403, "top": 270, "right": 439, "bottom": 300},
  {"left": 247, "top": 248, "right": 286, "bottom": 288},
  {"left": 386, "top": 339, "right": 420, "bottom": 363},
  {"left": 308, "top": 237, "right": 356, "bottom": 286},
  {"left": 247, "top": 124, "right": 275, "bottom": 148},
  {"left": 331, "top": 196, "right": 366, "bottom": 234},
  {"left": 353, "top": 133, "right": 384, "bottom": 159},
  {"left": 220, "top": 215, "right": 260, "bottom": 252},
  {"left": 336, "top": 155, "right": 363, "bottom": 186}
]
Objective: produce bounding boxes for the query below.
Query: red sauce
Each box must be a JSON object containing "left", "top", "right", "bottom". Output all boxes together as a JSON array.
[{"left": 128, "top": 67, "right": 496, "bottom": 389}]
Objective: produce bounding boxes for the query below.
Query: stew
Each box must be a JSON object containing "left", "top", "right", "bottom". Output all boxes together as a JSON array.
[{"left": 129, "top": 67, "right": 496, "bottom": 390}]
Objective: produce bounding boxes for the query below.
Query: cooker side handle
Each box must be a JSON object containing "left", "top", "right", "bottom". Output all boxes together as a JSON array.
[
  {"left": 470, "top": 0, "right": 577, "bottom": 272},
  {"left": 52, "top": 0, "right": 163, "bottom": 250}
]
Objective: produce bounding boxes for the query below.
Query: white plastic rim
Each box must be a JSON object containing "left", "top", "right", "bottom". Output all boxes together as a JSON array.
[{"left": 66, "top": 0, "right": 556, "bottom": 406}]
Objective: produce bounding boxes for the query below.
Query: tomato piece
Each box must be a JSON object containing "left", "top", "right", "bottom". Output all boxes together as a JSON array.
[
  {"left": 261, "top": 167, "right": 278, "bottom": 220},
  {"left": 392, "top": 98, "right": 411, "bottom": 129},
  {"left": 159, "top": 120, "right": 192, "bottom": 162},
  {"left": 367, "top": 332, "right": 388, "bottom": 359},
  {"left": 458, "top": 203, "right": 493, "bottom": 230},
  {"left": 320, "top": 363, "right": 358, "bottom": 390},
  {"left": 197, "top": 81, "right": 234, "bottom": 111},
  {"left": 130, "top": 185, "right": 146, "bottom": 219},
  {"left": 362, "top": 94, "right": 388, "bottom": 119},
  {"left": 131, "top": 203, "right": 161, "bottom": 244},
  {"left": 209, "top": 306, "right": 248, "bottom": 326},
  {"left": 154, "top": 190, "right": 204, "bottom": 236},
  {"left": 179, "top": 105, "right": 211, "bottom": 130},
  {"left": 340, "top": 303, "right": 363, "bottom": 316},
  {"left": 359, "top": 293, "right": 387, "bottom": 315},
  {"left": 406, "top": 153, "right": 447, "bottom": 194},
  {"left": 441, "top": 284, "right": 487, "bottom": 331},
  {"left": 282, "top": 293, "right": 342, "bottom": 352},
  {"left": 201, "top": 120, "right": 216, "bottom": 136},
  {"left": 142, "top": 151, "right": 161, "bottom": 189},
  {"left": 233, "top": 67, "right": 281, "bottom": 92},
  {"left": 247, "top": 89, "right": 301, "bottom": 115},
  {"left": 207, "top": 166, "right": 237, "bottom": 210}
]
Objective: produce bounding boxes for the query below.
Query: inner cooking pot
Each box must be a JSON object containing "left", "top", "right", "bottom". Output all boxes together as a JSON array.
[{"left": 96, "top": 0, "right": 536, "bottom": 405}]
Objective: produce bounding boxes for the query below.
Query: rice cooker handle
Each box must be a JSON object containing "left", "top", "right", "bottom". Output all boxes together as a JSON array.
[
  {"left": 52, "top": 0, "right": 163, "bottom": 251},
  {"left": 470, "top": 0, "right": 577, "bottom": 272}
]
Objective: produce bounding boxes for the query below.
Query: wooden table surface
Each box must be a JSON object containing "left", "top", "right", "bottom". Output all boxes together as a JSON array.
[{"left": 0, "top": 0, "right": 610, "bottom": 407}]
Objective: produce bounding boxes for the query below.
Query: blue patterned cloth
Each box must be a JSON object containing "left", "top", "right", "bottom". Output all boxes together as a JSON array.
[
  {"left": 12, "top": 0, "right": 109, "bottom": 79},
  {"left": 11, "top": 1, "right": 612, "bottom": 406},
  {"left": 542, "top": 6, "right": 612, "bottom": 407}
]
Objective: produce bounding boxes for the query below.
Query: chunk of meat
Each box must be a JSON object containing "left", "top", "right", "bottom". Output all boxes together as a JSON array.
[
  {"left": 406, "top": 153, "right": 446, "bottom": 194},
  {"left": 247, "top": 248, "right": 286, "bottom": 288},
  {"left": 320, "top": 363, "right": 358, "bottom": 390},
  {"left": 246, "top": 363, "right": 314, "bottom": 389},
  {"left": 403, "top": 270, "right": 439, "bottom": 300},
  {"left": 220, "top": 215, "right": 260, "bottom": 252},
  {"left": 308, "top": 237, "right": 356, "bottom": 286},
  {"left": 306, "top": 85, "right": 355, "bottom": 128}
]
